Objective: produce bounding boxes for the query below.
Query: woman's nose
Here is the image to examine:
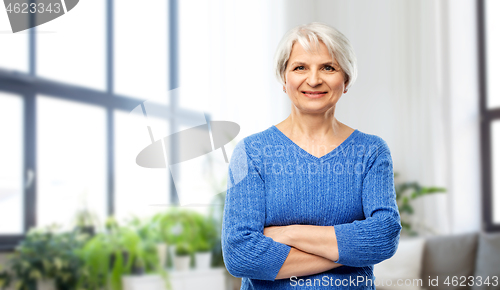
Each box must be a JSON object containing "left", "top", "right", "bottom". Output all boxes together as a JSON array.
[{"left": 307, "top": 70, "right": 323, "bottom": 87}]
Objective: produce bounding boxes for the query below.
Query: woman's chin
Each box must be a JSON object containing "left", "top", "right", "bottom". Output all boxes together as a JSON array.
[{"left": 297, "top": 104, "right": 335, "bottom": 114}]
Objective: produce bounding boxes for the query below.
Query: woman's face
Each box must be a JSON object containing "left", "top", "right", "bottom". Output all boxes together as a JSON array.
[{"left": 284, "top": 41, "right": 347, "bottom": 114}]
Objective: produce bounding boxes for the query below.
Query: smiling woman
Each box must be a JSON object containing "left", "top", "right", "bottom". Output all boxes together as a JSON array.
[{"left": 221, "top": 22, "right": 401, "bottom": 290}]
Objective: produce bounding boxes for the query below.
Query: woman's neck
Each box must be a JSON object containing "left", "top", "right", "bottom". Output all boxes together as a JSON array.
[{"left": 277, "top": 109, "right": 345, "bottom": 141}]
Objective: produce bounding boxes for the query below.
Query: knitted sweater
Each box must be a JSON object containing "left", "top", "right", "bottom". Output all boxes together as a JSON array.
[{"left": 221, "top": 125, "right": 402, "bottom": 289}]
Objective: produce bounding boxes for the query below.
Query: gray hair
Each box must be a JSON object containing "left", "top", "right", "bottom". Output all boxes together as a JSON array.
[{"left": 273, "top": 22, "right": 358, "bottom": 90}]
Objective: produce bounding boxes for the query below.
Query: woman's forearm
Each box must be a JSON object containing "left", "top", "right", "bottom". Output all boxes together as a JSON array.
[
  {"left": 275, "top": 247, "right": 342, "bottom": 280},
  {"left": 286, "top": 225, "right": 339, "bottom": 262},
  {"left": 264, "top": 224, "right": 339, "bottom": 262}
]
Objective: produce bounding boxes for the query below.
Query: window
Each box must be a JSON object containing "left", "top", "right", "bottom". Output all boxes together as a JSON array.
[
  {"left": 479, "top": 0, "right": 500, "bottom": 232},
  {"left": 37, "top": 95, "right": 107, "bottom": 230},
  {"left": 0, "top": 93, "right": 24, "bottom": 235},
  {"left": 114, "top": 110, "right": 170, "bottom": 221},
  {"left": 113, "top": 0, "right": 169, "bottom": 103},
  {"left": 0, "top": 12, "right": 28, "bottom": 72},
  {"left": 0, "top": 0, "right": 193, "bottom": 250},
  {"left": 36, "top": 0, "right": 106, "bottom": 91}
]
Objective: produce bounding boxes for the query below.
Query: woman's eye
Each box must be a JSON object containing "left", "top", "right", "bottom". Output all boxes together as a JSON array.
[
  {"left": 294, "top": 66, "right": 305, "bottom": 71},
  {"left": 324, "top": 65, "right": 335, "bottom": 71}
]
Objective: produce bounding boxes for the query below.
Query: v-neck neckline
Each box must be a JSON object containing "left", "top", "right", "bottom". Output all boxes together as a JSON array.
[{"left": 270, "top": 125, "right": 360, "bottom": 162}]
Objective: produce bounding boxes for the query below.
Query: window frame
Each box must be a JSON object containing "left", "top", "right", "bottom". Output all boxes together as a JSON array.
[
  {"left": 478, "top": 0, "right": 500, "bottom": 232},
  {"left": 0, "top": 0, "right": 200, "bottom": 250}
]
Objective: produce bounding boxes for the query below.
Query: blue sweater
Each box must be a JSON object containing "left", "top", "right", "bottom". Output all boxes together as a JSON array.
[{"left": 221, "top": 125, "right": 402, "bottom": 289}]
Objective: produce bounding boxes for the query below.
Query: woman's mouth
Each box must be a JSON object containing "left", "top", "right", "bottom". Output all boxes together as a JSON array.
[{"left": 302, "top": 91, "right": 327, "bottom": 98}]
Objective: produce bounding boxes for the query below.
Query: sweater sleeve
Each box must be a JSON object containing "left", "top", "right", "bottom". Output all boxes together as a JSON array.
[
  {"left": 221, "top": 139, "right": 292, "bottom": 281},
  {"left": 333, "top": 140, "right": 402, "bottom": 267}
]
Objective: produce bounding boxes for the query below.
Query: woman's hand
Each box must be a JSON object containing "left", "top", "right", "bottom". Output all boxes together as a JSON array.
[{"left": 263, "top": 225, "right": 294, "bottom": 246}]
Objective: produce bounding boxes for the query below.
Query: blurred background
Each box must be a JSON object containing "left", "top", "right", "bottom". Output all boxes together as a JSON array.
[{"left": 0, "top": 0, "right": 499, "bottom": 289}]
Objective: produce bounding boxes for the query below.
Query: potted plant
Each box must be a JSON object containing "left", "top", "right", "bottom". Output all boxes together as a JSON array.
[
  {"left": 154, "top": 208, "right": 197, "bottom": 269},
  {"left": 48, "top": 230, "right": 89, "bottom": 290},
  {"left": 77, "top": 216, "right": 145, "bottom": 290},
  {"left": 194, "top": 240, "right": 212, "bottom": 270},
  {"left": 0, "top": 266, "right": 12, "bottom": 290},
  {"left": 132, "top": 215, "right": 169, "bottom": 270},
  {"left": 173, "top": 242, "right": 192, "bottom": 271},
  {"left": 126, "top": 216, "right": 171, "bottom": 274},
  {"left": 4, "top": 224, "right": 87, "bottom": 290},
  {"left": 394, "top": 172, "right": 447, "bottom": 236},
  {"left": 6, "top": 227, "right": 54, "bottom": 290},
  {"left": 75, "top": 231, "right": 112, "bottom": 290},
  {"left": 190, "top": 213, "right": 217, "bottom": 270},
  {"left": 72, "top": 208, "right": 100, "bottom": 237},
  {"left": 121, "top": 216, "right": 172, "bottom": 290},
  {"left": 76, "top": 216, "right": 171, "bottom": 290}
]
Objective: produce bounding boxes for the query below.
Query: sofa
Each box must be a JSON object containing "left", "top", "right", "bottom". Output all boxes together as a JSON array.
[{"left": 374, "top": 232, "right": 500, "bottom": 290}]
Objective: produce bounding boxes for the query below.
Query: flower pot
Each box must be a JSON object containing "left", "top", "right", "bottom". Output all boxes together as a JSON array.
[
  {"left": 156, "top": 243, "right": 168, "bottom": 269},
  {"left": 195, "top": 251, "right": 212, "bottom": 269},
  {"left": 173, "top": 255, "right": 191, "bottom": 271},
  {"left": 122, "top": 274, "right": 165, "bottom": 290},
  {"left": 167, "top": 244, "right": 177, "bottom": 269}
]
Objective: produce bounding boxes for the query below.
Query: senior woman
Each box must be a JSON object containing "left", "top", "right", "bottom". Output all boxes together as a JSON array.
[{"left": 221, "top": 22, "right": 401, "bottom": 289}]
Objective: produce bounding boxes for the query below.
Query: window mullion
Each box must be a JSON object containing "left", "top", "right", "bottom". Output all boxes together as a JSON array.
[{"left": 107, "top": 0, "right": 115, "bottom": 217}]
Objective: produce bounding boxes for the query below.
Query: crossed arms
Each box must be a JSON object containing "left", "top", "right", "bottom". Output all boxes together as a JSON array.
[{"left": 263, "top": 224, "right": 342, "bottom": 279}]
